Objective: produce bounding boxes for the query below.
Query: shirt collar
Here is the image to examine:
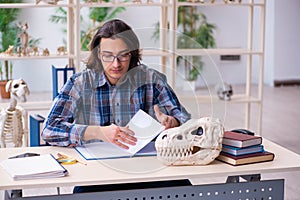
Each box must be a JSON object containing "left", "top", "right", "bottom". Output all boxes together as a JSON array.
[{"left": 98, "top": 71, "right": 107, "bottom": 87}]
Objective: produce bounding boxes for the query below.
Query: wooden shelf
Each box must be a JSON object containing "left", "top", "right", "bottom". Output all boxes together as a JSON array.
[
  {"left": 0, "top": 54, "right": 76, "bottom": 61},
  {"left": 176, "top": 48, "right": 263, "bottom": 56},
  {"left": 175, "top": 90, "right": 261, "bottom": 104},
  {"left": 0, "top": 3, "right": 74, "bottom": 8},
  {"left": 79, "top": 2, "right": 171, "bottom": 8},
  {"left": 177, "top": 2, "right": 265, "bottom": 7}
]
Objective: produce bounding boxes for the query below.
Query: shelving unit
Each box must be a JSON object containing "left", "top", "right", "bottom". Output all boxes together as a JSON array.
[
  {"left": 0, "top": 0, "right": 265, "bottom": 134},
  {"left": 75, "top": 0, "right": 172, "bottom": 74},
  {"left": 0, "top": 1, "right": 77, "bottom": 127},
  {"left": 171, "top": 0, "right": 266, "bottom": 134}
]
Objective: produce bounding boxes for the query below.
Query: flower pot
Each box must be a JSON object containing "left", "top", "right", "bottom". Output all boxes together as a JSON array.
[
  {"left": 182, "top": 80, "right": 197, "bottom": 91},
  {"left": 0, "top": 80, "right": 10, "bottom": 99}
]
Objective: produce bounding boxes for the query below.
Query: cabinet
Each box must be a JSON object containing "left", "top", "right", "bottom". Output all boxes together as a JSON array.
[{"left": 0, "top": 0, "right": 265, "bottom": 134}]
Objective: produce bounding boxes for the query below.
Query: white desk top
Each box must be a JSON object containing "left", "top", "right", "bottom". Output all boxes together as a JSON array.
[{"left": 1, "top": 139, "right": 300, "bottom": 191}]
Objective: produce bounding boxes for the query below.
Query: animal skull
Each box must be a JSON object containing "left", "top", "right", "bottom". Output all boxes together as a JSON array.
[
  {"left": 6, "top": 78, "right": 30, "bottom": 103},
  {"left": 215, "top": 82, "right": 233, "bottom": 101},
  {"left": 155, "top": 117, "right": 224, "bottom": 166}
]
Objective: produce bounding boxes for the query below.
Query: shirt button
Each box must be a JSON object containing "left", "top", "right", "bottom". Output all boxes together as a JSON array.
[{"left": 116, "top": 102, "right": 120, "bottom": 106}]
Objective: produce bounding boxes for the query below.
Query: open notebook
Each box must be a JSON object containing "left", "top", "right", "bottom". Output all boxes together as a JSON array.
[{"left": 75, "top": 109, "right": 165, "bottom": 160}]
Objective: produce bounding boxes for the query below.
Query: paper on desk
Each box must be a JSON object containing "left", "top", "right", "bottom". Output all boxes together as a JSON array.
[
  {"left": 75, "top": 141, "right": 157, "bottom": 160},
  {"left": 75, "top": 109, "right": 164, "bottom": 160},
  {"left": 126, "top": 109, "right": 165, "bottom": 155},
  {"left": 0, "top": 154, "right": 68, "bottom": 180}
]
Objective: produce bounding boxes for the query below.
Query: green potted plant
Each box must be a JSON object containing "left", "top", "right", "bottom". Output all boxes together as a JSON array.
[
  {"left": 0, "top": 1, "right": 42, "bottom": 99},
  {"left": 152, "top": 4, "right": 216, "bottom": 90},
  {"left": 177, "top": 5, "right": 216, "bottom": 90},
  {"left": 0, "top": 1, "right": 22, "bottom": 98}
]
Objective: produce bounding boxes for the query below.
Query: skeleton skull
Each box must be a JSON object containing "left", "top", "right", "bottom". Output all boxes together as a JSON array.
[
  {"left": 5, "top": 78, "right": 30, "bottom": 103},
  {"left": 155, "top": 117, "right": 224, "bottom": 166}
]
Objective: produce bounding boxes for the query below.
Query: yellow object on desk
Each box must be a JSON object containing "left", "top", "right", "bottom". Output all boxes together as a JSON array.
[{"left": 57, "top": 153, "right": 87, "bottom": 165}]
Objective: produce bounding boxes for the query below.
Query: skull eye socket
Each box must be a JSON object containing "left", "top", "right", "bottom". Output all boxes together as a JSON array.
[
  {"left": 13, "top": 84, "right": 19, "bottom": 88},
  {"left": 191, "top": 127, "right": 203, "bottom": 136},
  {"left": 177, "top": 135, "right": 183, "bottom": 140}
]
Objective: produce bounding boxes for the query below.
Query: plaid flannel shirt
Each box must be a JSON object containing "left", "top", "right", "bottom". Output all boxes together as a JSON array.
[{"left": 42, "top": 64, "right": 190, "bottom": 146}]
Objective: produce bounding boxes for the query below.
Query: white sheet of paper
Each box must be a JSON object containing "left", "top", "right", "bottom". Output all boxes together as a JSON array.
[
  {"left": 75, "top": 109, "right": 164, "bottom": 160},
  {"left": 125, "top": 109, "right": 165, "bottom": 155}
]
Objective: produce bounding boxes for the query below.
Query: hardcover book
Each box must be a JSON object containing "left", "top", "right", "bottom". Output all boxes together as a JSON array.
[
  {"left": 222, "top": 144, "right": 264, "bottom": 156},
  {"left": 217, "top": 151, "right": 275, "bottom": 166},
  {"left": 222, "top": 131, "right": 262, "bottom": 148}
]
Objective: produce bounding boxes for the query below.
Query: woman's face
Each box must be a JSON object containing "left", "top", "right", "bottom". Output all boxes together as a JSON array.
[{"left": 99, "top": 38, "right": 131, "bottom": 85}]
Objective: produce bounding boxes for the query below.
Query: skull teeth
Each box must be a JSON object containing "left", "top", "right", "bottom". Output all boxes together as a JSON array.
[{"left": 157, "top": 145, "right": 200, "bottom": 161}]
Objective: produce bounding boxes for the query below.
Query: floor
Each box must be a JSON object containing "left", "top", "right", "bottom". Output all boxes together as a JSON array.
[{"left": 0, "top": 84, "right": 299, "bottom": 199}]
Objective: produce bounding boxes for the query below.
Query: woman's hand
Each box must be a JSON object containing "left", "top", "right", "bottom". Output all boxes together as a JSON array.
[
  {"left": 154, "top": 105, "right": 179, "bottom": 129},
  {"left": 101, "top": 124, "right": 137, "bottom": 149}
]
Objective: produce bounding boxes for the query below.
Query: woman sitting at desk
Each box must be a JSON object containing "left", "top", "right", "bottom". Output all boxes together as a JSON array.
[{"left": 42, "top": 19, "right": 191, "bottom": 193}]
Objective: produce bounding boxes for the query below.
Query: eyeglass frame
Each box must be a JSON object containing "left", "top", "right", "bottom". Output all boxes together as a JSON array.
[{"left": 98, "top": 50, "right": 131, "bottom": 63}]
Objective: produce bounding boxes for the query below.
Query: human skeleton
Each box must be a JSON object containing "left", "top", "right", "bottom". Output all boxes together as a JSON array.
[
  {"left": 0, "top": 79, "right": 30, "bottom": 148},
  {"left": 155, "top": 117, "right": 224, "bottom": 165}
]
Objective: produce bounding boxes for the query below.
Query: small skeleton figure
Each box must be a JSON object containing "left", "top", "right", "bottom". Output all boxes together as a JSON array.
[
  {"left": 186, "top": 0, "right": 205, "bottom": 3},
  {"left": 0, "top": 79, "right": 30, "bottom": 148},
  {"left": 215, "top": 82, "right": 233, "bottom": 101},
  {"left": 224, "top": 0, "right": 242, "bottom": 3},
  {"left": 17, "top": 22, "right": 29, "bottom": 56},
  {"left": 42, "top": 48, "right": 50, "bottom": 56},
  {"left": 155, "top": 117, "right": 224, "bottom": 166},
  {"left": 57, "top": 46, "right": 67, "bottom": 55},
  {"left": 87, "top": 0, "right": 103, "bottom": 3},
  {"left": 36, "top": 0, "right": 61, "bottom": 4},
  {"left": 17, "top": 46, "right": 22, "bottom": 57},
  {"left": 30, "top": 46, "right": 39, "bottom": 56},
  {"left": 132, "top": 0, "right": 153, "bottom": 3},
  {"left": 4, "top": 45, "right": 14, "bottom": 56}
]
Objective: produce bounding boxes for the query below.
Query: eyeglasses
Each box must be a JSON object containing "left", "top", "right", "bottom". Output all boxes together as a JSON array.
[{"left": 99, "top": 52, "right": 131, "bottom": 63}]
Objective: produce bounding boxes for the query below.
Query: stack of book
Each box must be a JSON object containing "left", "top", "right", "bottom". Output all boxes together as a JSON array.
[{"left": 217, "top": 131, "right": 275, "bottom": 166}]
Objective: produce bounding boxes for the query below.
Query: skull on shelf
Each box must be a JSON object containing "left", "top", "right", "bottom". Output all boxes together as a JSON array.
[
  {"left": 155, "top": 117, "right": 224, "bottom": 166},
  {"left": 215, "top": 82, "right": 233, "bottom": 101}
]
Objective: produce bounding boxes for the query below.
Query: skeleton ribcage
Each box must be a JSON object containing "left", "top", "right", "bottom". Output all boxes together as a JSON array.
[{"left": 2, "top": 110, "right": 23, "bottom": 146}]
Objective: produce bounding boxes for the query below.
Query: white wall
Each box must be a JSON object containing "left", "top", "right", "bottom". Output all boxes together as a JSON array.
[
  {"left": 273, "top": 0, "right": 300, "bottom": 83},
  {"left": 13, "top": 6, "right": 161, "bottom": 92},
  {"left": 14, "top": 7, "right": 71, "bottom": 92},
  {"left": 11, "top": 1, "right": 300, "bottom": 92}
]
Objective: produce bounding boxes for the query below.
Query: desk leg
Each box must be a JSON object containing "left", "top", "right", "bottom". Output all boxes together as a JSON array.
[{"left": 4, "top": 190, "right": 22, "bottom": 199}]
